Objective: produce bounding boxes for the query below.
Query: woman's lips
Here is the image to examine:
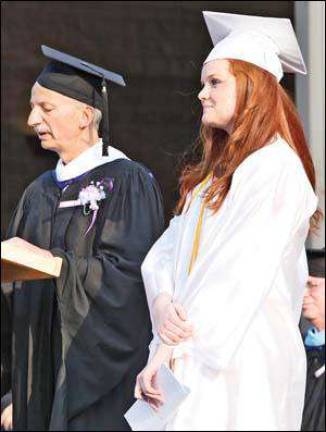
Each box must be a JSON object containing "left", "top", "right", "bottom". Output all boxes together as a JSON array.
[{"left": 202, "top": 105, "right": 214, "bottom": 111}]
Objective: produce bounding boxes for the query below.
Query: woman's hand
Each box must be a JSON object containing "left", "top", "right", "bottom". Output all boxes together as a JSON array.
[
  {"left": 134, "top": 344, "right": 173, "bottom": 411},
  {"left": 157, "top": 302, "right": 193, "bottom": 346},
  {"left": 135, "top": 360, "right": 165, "bottom": 411}
]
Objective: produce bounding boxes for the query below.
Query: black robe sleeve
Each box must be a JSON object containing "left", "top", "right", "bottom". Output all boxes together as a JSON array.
[
  {"left": 1, "top": 286, "right": 12, "bottom": 400},
  {"left": 1, "top": 188, "right": 30, "bottom": 403},
  {"left": 49, "top": 164, "right": 164, "bottom": 425},
  {"left": 5, "top": 177, "right": 63, "bottom": 431}
]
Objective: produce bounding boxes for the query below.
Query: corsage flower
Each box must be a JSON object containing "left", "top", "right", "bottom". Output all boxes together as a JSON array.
[{"left": 59, "top": 178, "right": 114, "bottom": 235}]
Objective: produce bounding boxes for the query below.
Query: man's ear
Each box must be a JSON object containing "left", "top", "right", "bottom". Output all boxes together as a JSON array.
[{"left": 79, "top": 105, "right": 94, "bottom": 129}]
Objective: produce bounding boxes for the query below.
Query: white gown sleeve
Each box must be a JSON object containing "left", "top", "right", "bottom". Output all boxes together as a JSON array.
[
  {"left": 141, "top": 215, "right": 180, "bottom": 310},
  {"left": 141, "top": 214, "right": 182, "bottom": 357},
  {"left": 184, "top": 150, "right": 318, "bottom": 371}
]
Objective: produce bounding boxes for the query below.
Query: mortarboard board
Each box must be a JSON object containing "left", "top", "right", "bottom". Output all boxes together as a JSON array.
[
  {"left": 202, "top": 11, "right": 307, "bottom": 82},
  {"left": 37, "top": 45, "right": 126, "bottom": 156}
]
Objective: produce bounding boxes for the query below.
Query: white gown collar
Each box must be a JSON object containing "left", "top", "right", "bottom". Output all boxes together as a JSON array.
[{"left": 55, "top": 140, "right": 130, "bottom": 181}]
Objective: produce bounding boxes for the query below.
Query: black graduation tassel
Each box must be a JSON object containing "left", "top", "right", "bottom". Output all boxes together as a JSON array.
[{"left": 101, "top": 77, "right": 109, "bottom": 156}]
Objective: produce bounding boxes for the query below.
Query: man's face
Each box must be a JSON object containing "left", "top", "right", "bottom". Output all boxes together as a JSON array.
[
  {"left": 302, "top": 276, "right": 325, "bottom": 330},
  {"left": 28, "top": 82, "right": 84, "bottom": 154}
]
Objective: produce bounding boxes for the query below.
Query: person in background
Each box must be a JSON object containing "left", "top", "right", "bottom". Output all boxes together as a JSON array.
[{"left": 301, "top": 248, "right": 325, "bottom": 431}]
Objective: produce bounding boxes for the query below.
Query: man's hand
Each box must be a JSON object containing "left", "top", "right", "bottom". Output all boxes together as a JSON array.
[
  {"left": 303, "top": 276, "right": 325, "bottom": 330},
  {"left": 1, "top": 403, "right": 13, "bottom": 431},
  {"left": 157, "top": 302, "right": 193, "bottom": 346},
  {"left": 4, "top": 237, "right": 53, "bottom": 258}
]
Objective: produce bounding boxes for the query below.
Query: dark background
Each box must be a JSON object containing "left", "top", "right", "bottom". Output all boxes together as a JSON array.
[{"left": 1, "top": 1, "right": 294, "bottom": 232}]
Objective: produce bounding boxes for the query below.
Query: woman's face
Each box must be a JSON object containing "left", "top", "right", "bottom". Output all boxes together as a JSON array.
[{"left": 198, "top": 59, "right": 237, "bottom": 134}]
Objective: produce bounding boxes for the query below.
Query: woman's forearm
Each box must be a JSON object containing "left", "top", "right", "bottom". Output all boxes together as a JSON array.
[
  {"left": 151, "top": 342, "right": 174, "bottom": 365},
  {"left": 152, "top": 292, "right": 172, "bottom": 327}
]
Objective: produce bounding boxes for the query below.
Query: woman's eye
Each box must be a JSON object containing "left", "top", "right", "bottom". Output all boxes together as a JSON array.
[
  {"left": 210, "top": 79, "right": 220, "bottom": 87},
  {"left": 200, "top": 79, "right": 220, "bottom": 89}
]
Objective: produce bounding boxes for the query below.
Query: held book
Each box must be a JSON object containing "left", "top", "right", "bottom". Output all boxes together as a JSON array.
[
  {"left": 1, "top": 240, "right": 62, "bottom": 283},
  {"left": 124, "top": 364, "right": 190, "bottom": 431}
]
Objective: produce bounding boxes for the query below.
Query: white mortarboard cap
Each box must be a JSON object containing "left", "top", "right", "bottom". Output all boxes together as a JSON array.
[{"left": 203, "top": 11, "right": 307, "bottom": 82}]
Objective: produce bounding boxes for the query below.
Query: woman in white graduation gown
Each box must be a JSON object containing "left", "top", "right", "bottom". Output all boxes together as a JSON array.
[{"left": 135, "top": 12, "right": 321, "bottom": 431}]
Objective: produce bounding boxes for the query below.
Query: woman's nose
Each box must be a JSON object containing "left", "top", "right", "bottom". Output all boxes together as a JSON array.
[{"left": 198, "top": 84, "right": 209, "bottom": 101}]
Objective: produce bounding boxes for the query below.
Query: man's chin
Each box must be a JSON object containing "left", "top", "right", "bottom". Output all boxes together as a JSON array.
[{"left": 39, "top": 139, "right": 57, "bottom": 152}]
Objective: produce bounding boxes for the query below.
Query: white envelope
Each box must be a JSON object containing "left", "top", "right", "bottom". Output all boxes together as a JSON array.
[{"left": 124, "top": 364, "right": 190, "bottom": 431}]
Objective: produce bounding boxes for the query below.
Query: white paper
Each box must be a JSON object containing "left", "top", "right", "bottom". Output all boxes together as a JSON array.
[{"left": 124, "top": 364, "right": 190, "bottom": 431}]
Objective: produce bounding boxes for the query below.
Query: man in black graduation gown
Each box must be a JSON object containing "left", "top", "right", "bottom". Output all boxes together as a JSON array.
[
  {"left": 300, "top": 248, "right": 325, "bottom": 431},
  {"left": 1, "top": 46, "right": 164, "bottom": 431}
]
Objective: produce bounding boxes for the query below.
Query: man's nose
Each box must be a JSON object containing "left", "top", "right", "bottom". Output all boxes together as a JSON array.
[{"left": 27, "top": 107, "right": 42, "bottom": 127}]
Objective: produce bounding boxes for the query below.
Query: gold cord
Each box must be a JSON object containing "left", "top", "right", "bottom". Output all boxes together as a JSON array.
[{"left": 188, "top": 174, "right": 212, "bottom": 274}]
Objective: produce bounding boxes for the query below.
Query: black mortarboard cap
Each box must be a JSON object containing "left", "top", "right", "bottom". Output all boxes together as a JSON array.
[
  {"left": 306, "top": 248, "right": 325, "bottom": 278},
  {"left": 37, "top": 45, "right": 126, "bottom": 156}
]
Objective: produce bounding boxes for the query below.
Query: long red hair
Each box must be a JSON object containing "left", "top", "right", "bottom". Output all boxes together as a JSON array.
[{"left": 176, "top": 59, "right": 322, "bottom": 231}]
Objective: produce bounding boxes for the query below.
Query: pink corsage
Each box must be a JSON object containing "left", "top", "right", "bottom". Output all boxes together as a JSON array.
[
  {"left": 59, "top": 178, "right": 114, "bottom": 235},
  {"left": 79, "top": 182, "right": 107, "bottom": 215},
  {"left": 79, "top": 179, "right": 113, "bottom": 234}
]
